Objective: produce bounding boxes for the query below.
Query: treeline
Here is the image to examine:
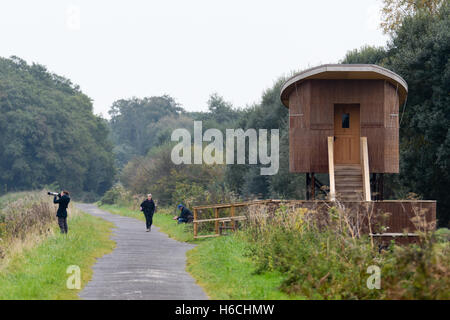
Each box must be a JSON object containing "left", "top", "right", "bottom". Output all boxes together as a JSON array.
[
  {"left": 0, "top": 57, "right": 115, "bottom": 199},
  {"left": 108, "top": 2, "right": 449, "bottom": 226}
]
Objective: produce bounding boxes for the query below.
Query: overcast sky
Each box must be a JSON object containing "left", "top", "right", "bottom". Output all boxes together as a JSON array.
[{"left": 0, "top": 0, "right": 388, "bottom": 117}]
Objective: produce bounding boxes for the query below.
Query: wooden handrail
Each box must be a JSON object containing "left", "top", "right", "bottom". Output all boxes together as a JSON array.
[
  {"left": 327, "top": 137, "right": 336, "bottom": 201},
  {"left": 360, "top": 137, "right": 371, "bottom": 201},
  {"left": 193, "top": 199, "right": 275, "bottom": 210},
  {"left": 194, "top": 216, "right": 246, "bottom": 223}
]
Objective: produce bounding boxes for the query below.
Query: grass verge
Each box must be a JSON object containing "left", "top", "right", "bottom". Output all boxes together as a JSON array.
[
  {"left": 186, "top": 234, "right": 305, "bottom": 299},
  {"left": 97, "top": 203, "right": 304, "bottom": 299},
  {"left": 0, "top": 207, "right": 115, "bottom": 300}
]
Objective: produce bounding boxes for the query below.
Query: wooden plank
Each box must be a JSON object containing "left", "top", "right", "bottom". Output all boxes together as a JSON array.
[
  {"left": 327, "top": 136, "right": 336, "bottom": 201},
  {"left": 290, "top": 127, "right": 311, "bottom": 172},
  {"left": 360, "top": 137, "right": 371, "bottom": 201},
  {"left": 194, "top": 234, "right": 220, "bottom": 239},
  {"left": 309, "top": 128, "right": 332, "bottom": 172},
  {"left": 194, "top": 216, "right": 246, "bottom": 223},
  {"left": 384, "top": 127, "right": 399, "bottom": 173},
  {"left": 361, "top": 127, "right": 385, "bottom": 172},
  {"left": 370, "top": 233, "right": 418, "bottom": 237},
  {"left": 193, "top": 199, "right": 274, "bottom": 210}
]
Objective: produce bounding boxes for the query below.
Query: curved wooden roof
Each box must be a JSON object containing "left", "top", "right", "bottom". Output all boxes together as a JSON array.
[{"left": 280, "top": 64, "right": 408, "bottom": 107}]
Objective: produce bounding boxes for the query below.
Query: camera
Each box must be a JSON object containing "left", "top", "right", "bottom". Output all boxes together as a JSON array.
[{"left": 48, "top": 192, "right": 59, "bottom": 196}]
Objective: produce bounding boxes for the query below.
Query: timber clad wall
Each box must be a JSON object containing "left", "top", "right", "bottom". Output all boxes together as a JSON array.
[
  {"left": 289, "top": 80, "right": 311, "bottom": 172},
  {"left": 384, "top": 81, "right": 400, "bottom": 172},
  {"left": 289, "top": 79, "right": 400, "bottom": 173}
]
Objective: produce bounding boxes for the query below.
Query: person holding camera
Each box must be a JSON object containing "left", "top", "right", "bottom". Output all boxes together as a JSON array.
[
  {"left": 53, "top": 191, "right": 71, "bottom": 234},
  {"left": 140, "top": 193, "right": 156, "bottom": 232}
]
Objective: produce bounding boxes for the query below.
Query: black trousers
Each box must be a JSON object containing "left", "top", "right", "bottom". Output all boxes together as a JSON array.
[
  {"left": 58, "top": 217, "right": 68, "bottom": 234},
  {"left": 143, "top": 211, "right": 154, "bottom": 229}
]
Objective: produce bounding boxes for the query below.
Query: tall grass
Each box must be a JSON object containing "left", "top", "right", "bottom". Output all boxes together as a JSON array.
[
  {"left": 0, "top": 191, "right": 56, "bottom": 265},
  {"left": 242, "top": 202, "right": 449, "bottom": 299},
  {"left": 0, "top": 192, "right": 29, "bottom": 209}
]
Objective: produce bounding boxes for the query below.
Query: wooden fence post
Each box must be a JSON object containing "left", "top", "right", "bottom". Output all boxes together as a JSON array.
[
  {"left": 360, "top": 137, "right": 371, "bottom": 201},
  {"left": 327, "top": 137, "right": 336, "bottom": 201},
  {"left": 193, "top": 208, "right": 198, "bottom": 238},
  {"left": 231, "top": 205, "right": 235, "bottom": 230},
  {"left": 215, "top": 208, "right": 219, "bottom": 235}
]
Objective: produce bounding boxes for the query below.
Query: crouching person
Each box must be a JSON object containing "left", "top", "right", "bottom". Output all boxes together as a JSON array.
[
  {"left": 54, "top": 191, "right": 70, "bottom": 234},
  {"left": 174, "top": 204, "right": 193, "bottom": 224}
]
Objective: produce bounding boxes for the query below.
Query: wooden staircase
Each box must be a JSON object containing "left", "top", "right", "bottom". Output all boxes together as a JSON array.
[
  {"left": 334, "top": 164, "right": 364, "bottom": 201},
  {"left": 328, "top": 136, "right": 371, "bottom": 202}
]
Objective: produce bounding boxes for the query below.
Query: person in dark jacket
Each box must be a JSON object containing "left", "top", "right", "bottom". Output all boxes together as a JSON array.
[
  {"left": 54, "top": 190, "right": 70, "bottom": 234},
  {"left": 175, "top": 204, "right": 193, "bottom": 224},
  {"left": 140, "top": 194, "right": 156, "bottom": 232}
]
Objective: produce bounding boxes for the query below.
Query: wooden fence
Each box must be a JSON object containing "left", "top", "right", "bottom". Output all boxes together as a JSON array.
[{"left": 192, "top": 200, "right": 279, "bottom": 239}]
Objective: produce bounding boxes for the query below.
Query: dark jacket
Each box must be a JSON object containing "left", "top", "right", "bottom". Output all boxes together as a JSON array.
[
  {"left": 54, "top": 194, "right": 70, "bottom": 218},
  {"left": 140, "top": 199, "right": 155, "bottom": 214},
  {"left": 179, "top": 207, "right": 193, "bottom": 220}
]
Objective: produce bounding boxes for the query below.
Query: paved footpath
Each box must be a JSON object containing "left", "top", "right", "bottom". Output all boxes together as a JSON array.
[{"left": 76, "top": 203, "right": 208, "bottom": 300}]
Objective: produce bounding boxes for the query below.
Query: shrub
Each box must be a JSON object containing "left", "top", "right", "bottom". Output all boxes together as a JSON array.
[
  {"left": 381, "top": 238, "right": 450, "bottom": 299},
  {"left": 100, "top": 183, "right": 125, "bottom": 205},
  {"left": 242, "top": 202, "right": 449, "bottom": 299},
  {"left": 434, "top": 228, "right": 450, "bottom": 243},
  {"left": 171, "top": 181, "right": 238, "bottom": 209}
]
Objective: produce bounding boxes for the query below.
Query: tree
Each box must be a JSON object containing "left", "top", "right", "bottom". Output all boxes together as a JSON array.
[
  {"left": 206, "top": 93, "right": 240, "bottom": 124},
  {"left": 0, "top": 56, "right": 116, "bottom": 197},
  {"left": 341, "top": 45, "right": 388, "bottom": 65},
  {"left": 380, "top": 0, "right": 445, "bottom": 34},
  {"left": 108, "top": 96, "right": 184, "bottom": 167},
  {"left": 188, "top": 93, "right": 244, "bottom": 132}
]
